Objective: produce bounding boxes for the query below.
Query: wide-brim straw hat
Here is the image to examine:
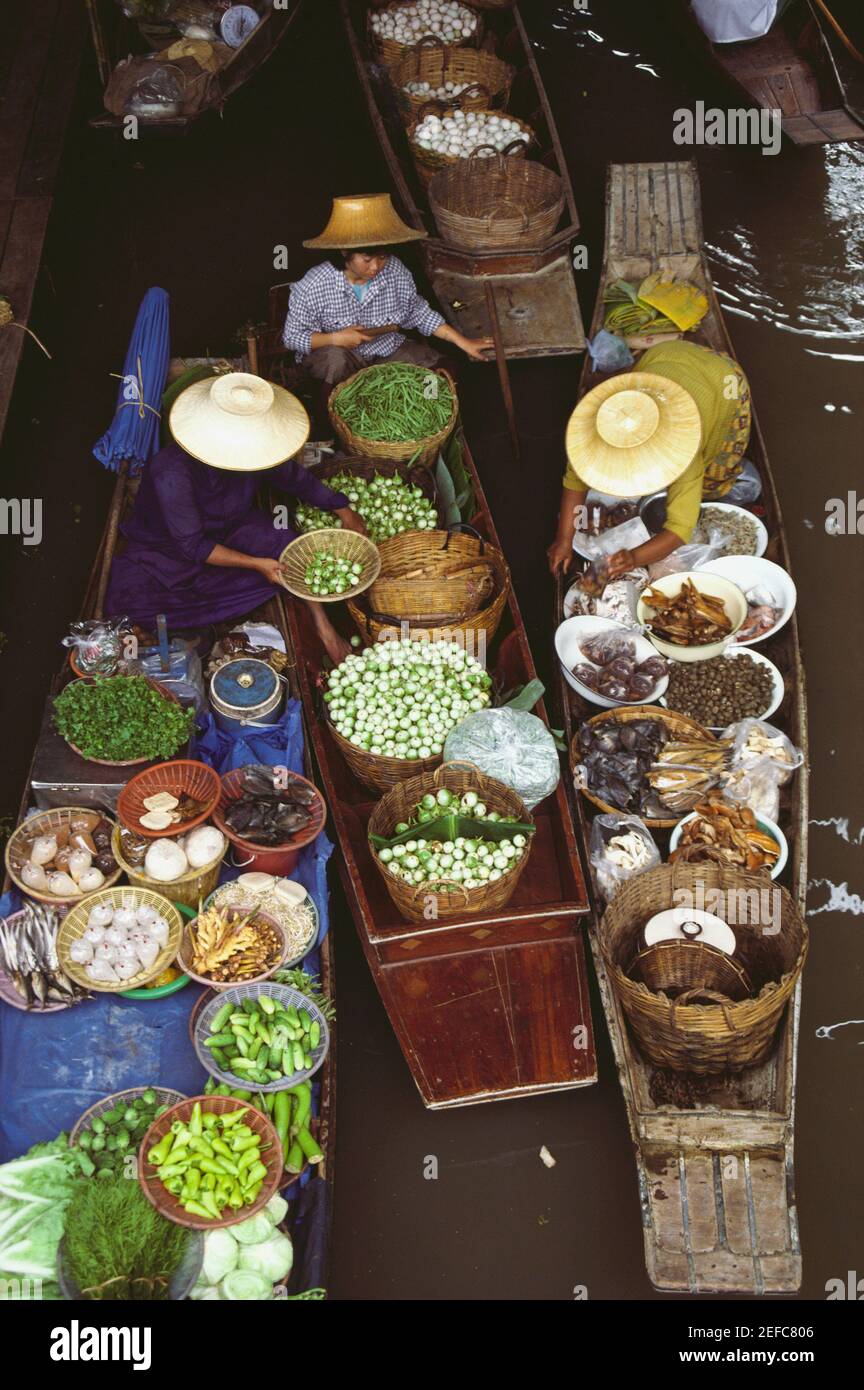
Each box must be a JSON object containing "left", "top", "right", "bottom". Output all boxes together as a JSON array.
[
  {"left": 303, "top": 193, "right": 427, "bottom": 250},
  {"left": 565, "top": 371, "right": 702, "bottom": 497},
  {"left": 170, "top": 373, "right": 310, "bottom": 472}
]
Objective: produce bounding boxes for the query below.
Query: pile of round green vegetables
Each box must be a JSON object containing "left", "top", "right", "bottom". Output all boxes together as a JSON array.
[
  {"left": 147, "top": 1102, "right": 268, "bottom": 1221},
  {"left": 324, "top": 639, "right": 492, "bottom": 759},
  {"left": 202, "top": 993, "right": 321, "bottom": 1087},
  {"left": 396, "top": 785, "right": 519, "bottom": 832},
  {"left": 304, "top": 551, "right": 365, "bottom": 596},
  {"left": 296, "top": 471, "right": 437, "bottom": 542},
  {"left": 378, "top": 832, "right": 529, "bottom": 888},
  {"left": 54, "top": 675, "right": 194, "bottom": 762},
  {"left": 332, "top": 362, "right": 454, "bottom": 443},
  {"left": 73, "top": 1089, "right": 170, "bottom": 1178}
]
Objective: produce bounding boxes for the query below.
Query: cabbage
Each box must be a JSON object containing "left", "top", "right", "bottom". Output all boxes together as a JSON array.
[
  {"left": 221, "top": 1270, "right": 274, "bottom": 1300},
  {"left": 237, "top": 1231, "right": 293, "bottom": 1284},
  {"left": 231, "top": 1212, "right": 274, "bottom": 1245},
  {"left": 264, "top": 1193, "right": 288, "bottom": 1227},
  {"left": 189, "top": 1284, "right": 222, "bottom": 1301},
  {"left": 201, "top": 1228, "right": 238, "bottom": 1285}
]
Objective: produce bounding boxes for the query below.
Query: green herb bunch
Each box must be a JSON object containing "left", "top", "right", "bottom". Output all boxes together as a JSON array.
[
  {"left": 272, "top": 967, "right": 336, "bottom": 1022},
  {"left": 64, "top": 1175, "right": 191, "bottom": 1300},
  {"left": 54, "top": 675, "right": 194, "bottom": 761}
]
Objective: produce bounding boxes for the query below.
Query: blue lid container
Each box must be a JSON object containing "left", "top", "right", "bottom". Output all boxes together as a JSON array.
[{"left": 209, "top": 658, "right": 284, "bottom": 731}]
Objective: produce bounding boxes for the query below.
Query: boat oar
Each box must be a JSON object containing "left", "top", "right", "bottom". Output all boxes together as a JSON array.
[
  {"left": 483, "top": 281, "right": 520, "bottom": 463},
  {"left": 811, "top": 0, "right": 864, "bottom": 63}
]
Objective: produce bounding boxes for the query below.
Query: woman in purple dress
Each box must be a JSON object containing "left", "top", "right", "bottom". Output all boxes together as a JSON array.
[{"left": 105, "top": 373, "right": 364, "bottom": 663}]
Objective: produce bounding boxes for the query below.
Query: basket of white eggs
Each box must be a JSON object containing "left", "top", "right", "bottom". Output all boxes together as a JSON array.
[
  {"left": 392, "top": 42, "right": 514, "bottom": 119},
  {"left": 408, "top": 104, "right": 533, "bottom": 184},
  {"left": 369, "top": 0, "right": 484, "bottom": 68}
]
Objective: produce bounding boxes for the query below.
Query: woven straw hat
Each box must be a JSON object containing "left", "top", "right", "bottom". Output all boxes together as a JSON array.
[
  {"left": 170, "top": 373, "right": 310, "bottom": 472},
  {"left": 565, "top": 372, "right": 702, "bottom": 497},
  {"left": 303, "top": 194, "right": 427, "bottom": 250}
]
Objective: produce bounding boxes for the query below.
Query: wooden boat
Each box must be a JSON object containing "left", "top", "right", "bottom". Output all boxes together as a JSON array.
[
  {"left": 280, "top": 429, "right": 597, "bottom": 1110},
  {"left": 85, "top": 0, "right": 304, "bottom": 135},
  {"left": 678, "top": 0, "right": 864, "bottom": 145},
  {"left": 2, "top": 355, "right": 335, "bottom": 1293},
  {"left": 552, "top": 161, "right": 809, "bottom": 1295},
  {"left": 339, "top": 0, "right": 586, "bottom": 448}
]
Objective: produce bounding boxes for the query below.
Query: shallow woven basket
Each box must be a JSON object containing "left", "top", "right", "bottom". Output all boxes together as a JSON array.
[
  {"left": 600, "top": 863, "right": 808, "bottom": 1074},
  {"left": 177, "top": 906, "right": 289, "bottom": 989},
  {"left": 69, "top": 1086, "right": 186, "bottom": 1148},
  {"left": 211, "top": 765, "right": 327, "bottom": 861},
  {"left": 408, "top": 106, "right": 533, "bottom": 187},
  {"left": 138, "top": 1095, "right": 283, "bottom": 1230},
  {"left": 5, "top": 806, "right": 121, "bottom": 905},
  {"left": 369, "top": 0, "right": 484, "bottom": 68},
  {"left": 111, "top": 823, "right": 227, "bottom": 910},
  {"left": 294, "top": 455, "right": 445, "bottom": 533},
  {"left": 193, "top": 980, "right": 331, "bottom": 1090},
  {"left": 572, "top": 706, "right": 718, "bottom": 829},
  {"left": 328, "top": 365, "right": 458, "bottom": 468},
  {"left": 61, "top": 677, "right": 186, "bottom": 767},
  {"left": 429, "top": 153, "right": 566, "bottom": 249},
  {"left": 57, "top": 886, "right": 184, "bottom": 993},
  {"left": 628, "top": 940, "right": 752, "bottom": 1002},
  {"left": 367, "top": 761, "right": 533, "bottom": 921},
  {"left": 392, "top": 43, "right": 514, "bottom": 118},
  {"left": 117, "top": 759, "right": 221, "bottom": 838},
  {"left": 278, "top": 528, "right": 381, "bottom": 603}
]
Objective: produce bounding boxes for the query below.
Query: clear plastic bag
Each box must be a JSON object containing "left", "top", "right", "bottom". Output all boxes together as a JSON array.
[
  {"left": 589, "top": 813, "right": 660, "bottom": 902},
  {"left": 720, "top": 718, "right": 804, "bottom": 820},
  {"left": 581, "top": 516, "right": 651, "bottom": 562},
  {"left": 565, "top": 571, "right": 648, "bottom": 629},
  {"left": 132, "top": 639, "right": 206, "bottom": 714},
  {"left": 443, "top": 709, "right": 560, "bottom": 810},
  {"left": 722, "top": 459, "right": 762, "bottom": 506},
  {"left": 587, "top": 330, "right": 635, "bottom": 373},
  {"left": 125, "top": 65, "right": 185, "bottom": 115},
  {"left": 61, "top": 618, "right": 127, "bottom": 677},
  {"left": 648, "top": 525, "right": 731, "bottom": 580}
]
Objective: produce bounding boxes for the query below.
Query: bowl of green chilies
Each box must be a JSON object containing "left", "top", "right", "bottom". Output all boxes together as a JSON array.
[
  {"left": 193, "top": 982, "right": 331, "bottom": 1093},
  {"left": 138, "top": 1095, "right": 283, "bottom": 1229}
]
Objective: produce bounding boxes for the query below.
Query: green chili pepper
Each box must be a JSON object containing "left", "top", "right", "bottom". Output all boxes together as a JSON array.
[{"left": 148, "top": 1132, "right": 174, "bottom": 1166}]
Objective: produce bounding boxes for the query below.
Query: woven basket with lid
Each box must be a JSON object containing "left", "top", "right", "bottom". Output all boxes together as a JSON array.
[
  {"left": 392, "top": 42, "right": 513, "bottom": 118},
  {"left": 429, "top": 153, "right": 566, "bottom": 249},
  {"left": 328, "top": 365, "right": 458, "bottom": 468},
  {"left": 369, "top": 0, "right": 484, "bottom": 68}
]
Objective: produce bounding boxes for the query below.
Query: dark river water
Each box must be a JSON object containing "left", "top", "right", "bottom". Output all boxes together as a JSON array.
[{"left": 0, "top": 0, "right": 861, "bottom": 1300}]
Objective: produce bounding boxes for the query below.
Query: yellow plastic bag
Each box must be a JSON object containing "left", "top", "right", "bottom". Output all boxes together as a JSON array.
[{"left": 637, "top": 273, "right": 709, "bottom": 332}]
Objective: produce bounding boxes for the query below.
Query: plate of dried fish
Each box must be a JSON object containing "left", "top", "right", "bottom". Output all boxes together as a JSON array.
[
  {"left": 636, "top": 571, "right": 747, "bottom": 661},
  {"left": 0, "top": 902, "right": 92, "bottom": 1011}
]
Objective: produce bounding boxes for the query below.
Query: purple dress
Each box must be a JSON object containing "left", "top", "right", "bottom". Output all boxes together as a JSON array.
[{"left": 105, "top": 443, "right": 348, "bottom": 627}]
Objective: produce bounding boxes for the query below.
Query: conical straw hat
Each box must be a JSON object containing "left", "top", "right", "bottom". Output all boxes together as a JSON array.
[
  {"left": 170, "top": 373, "right": 310, "bottom": 472},
  {"left": 565, "top": 371, "right": 702, "bottom": 497},
  {"left": 303, "top": 194, "right": 427, "bottom": 250}
]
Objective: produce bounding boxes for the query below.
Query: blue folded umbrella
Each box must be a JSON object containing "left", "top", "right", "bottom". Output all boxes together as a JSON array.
[{"left": 92, "top": 286, "right": 170, "bottom": 472}]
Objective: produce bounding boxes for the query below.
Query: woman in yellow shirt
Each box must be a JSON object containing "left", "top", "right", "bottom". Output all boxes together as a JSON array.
[{"left": 547, "top": 340, "right": 751, "bottom": 577}]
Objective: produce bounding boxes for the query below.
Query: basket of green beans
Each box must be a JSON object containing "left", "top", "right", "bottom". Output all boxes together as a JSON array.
[
  {"left": 328, "top": 363, "right": 458, "bottom": 467},
  {"left": 193, "top": 981, "right": 331, "bottom": 1092}
]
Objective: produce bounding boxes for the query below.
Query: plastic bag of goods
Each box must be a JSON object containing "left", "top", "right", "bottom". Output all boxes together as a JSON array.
[
  {"left": 589, "top": 813, "right": 660, "bottom": 903},
  {"left": 648, "top": 524, "right": 731, "bottom": 580},
  {"left": 132, "top": 638, "right": 206, "bottom": 715},
  {"left": 580, "top": 516, "right": 651, "bottom": 563},
  {"left": 62, "top": 617, "right": 127, "bottom": 676},
  {"left": 720, "top": 717, "right": 803, "bottom": 820},
  {"left": 587, "top": 330, "right": 635, "bottom": 374},
  {"left": 443, "top": 709, "right": 560, "bottom": 810}
]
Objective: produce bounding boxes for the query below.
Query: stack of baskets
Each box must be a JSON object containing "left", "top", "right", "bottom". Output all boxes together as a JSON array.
[
  {"left": 392, "top": 43, "right": 514, "bottom": 119},
  {"left": 367, "top": 762, "right": 533, "bottom": 921},
  {"left": 347, "top": 526, "right": 510, "bottom": 646},
  {"left": 599, "top": 863, "right": 808, "bottom": 1074},
  {"left": 328, "top": 365, "right": 458, "bottom": 469},
  {"left": 368, "top": 1, "right": 484, "bottom": 68},
  {"left": 429, "top": 152, "right": 565, "bottom": 249},
  {"left": 407, "top": 106, "right": 533, "bottom": 187}
]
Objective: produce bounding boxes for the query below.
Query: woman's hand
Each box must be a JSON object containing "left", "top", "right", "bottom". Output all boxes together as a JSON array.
[
  {"left": 335, "top": 506, "right": 367, "bottom": 535},
  {"left": 547, "top": 536, "right": 573, "bottom": 576},
  {"left": 255, "top": 557, "right": 284, "bottom": 587},
  {"left": 606, "top": 548, "right": 636, "bottom": 581}
]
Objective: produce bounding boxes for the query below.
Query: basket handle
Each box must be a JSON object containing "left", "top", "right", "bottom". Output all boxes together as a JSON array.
[
  {"left": 454, "top": 81, "right": 491, "bottom": 107},
  {"left": 670, "top": 989, "right": 739, "bottom": 1032},
  {"left": 413, "top": 34, "right": 449, "bottom": 55},
  {"left": 433, "top": 759, "right": 486, "bottom": 784},
  {"left": 416, "top": 97, "right": 449, "bottom": 121},
  {"left": 411, "top": 877, "right": 470, "bottom": 905},
  {"left": 229, "top": 847, "right": 258, "bottom": 870},
  {"left": 468, "top": 142, "right": 502, "bottom": 159},
  {"left": 486, "top": 199, "right": 530, "bottom": 232},
  {"left": 500, "top": 137, "right": 529, "bottom": 157},
  {"left": 442, "top": 522, "right": 484, "bottom": 554}
]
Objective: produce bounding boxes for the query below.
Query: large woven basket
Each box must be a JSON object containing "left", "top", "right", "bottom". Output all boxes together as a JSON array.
[
  {"left": 369, "top": 0, "right": 484, "bottom": 68},
  {"left": 429, "top": 153, "right": 566, "bottom": 249},
  {"left": 572, "top": 706, "right": 720, "bottom": 829},
  {"left": 328, "top": 365, "right": 458, "bottom": 468},
  {"left": 117, "top": 759, "right": 221, "bottom": 838},
  {"left": 5, "top": 806, "right": 122, "bottom": 905},
  {"left": 628, "top": 940, "right": 752, "bottom": 1002},
  {"left": 293, "top": 455, "right": 445, "bottom": 533},
  {"left": 367, "top": 761, "right": 533, "bottom": 921},
  {"left": 111, "top": 823, "right": 227, "bottom": 910},
  {"left": 600, "top": 863, "right": 808, "bottom": 1074},
  {"left": 347, "top": 526, "right": 510, "bottom": 644},
  {"left": 57, "top": 886, "right": 184, "bottom": 993},
  {"left": 328, "top": 718, "right": 441, "bottom": 796},
  {"left": 278, "top": 528, "right": 381, "bottom": 603},
  {"left": 407, "top": 106, "right": 533, "bottom": 188},
  {"left": 392, "top": 43, "right": 514, "bottom": 118}
]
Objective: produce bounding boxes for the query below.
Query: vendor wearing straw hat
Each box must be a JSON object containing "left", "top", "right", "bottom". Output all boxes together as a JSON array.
[
  {"left": 283, "top": 194, "right": 493, "bottom": 397},
  {"left": 547, "top": 341, "right": 751, "bottom": 577},
  {"left": 105, "top": 372, "right": 365, "bottom": 663}
]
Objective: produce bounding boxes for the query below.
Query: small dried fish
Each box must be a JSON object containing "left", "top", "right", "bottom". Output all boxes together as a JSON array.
[{"left": 0, "top": 902, "right": 91, "bottom": 1009}]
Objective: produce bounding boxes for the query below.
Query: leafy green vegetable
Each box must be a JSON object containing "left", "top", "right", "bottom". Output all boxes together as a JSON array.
[
  {"left": 54, "top": 675, "right": 194, "bottom": 762},
  {"left": 271, "top": 967, "right": 336, "bottom": 1022},
  {"left": 63, "top": 1175, "right": 191, "bottom": 1300},
  {"left": 0, "top": 1134, "right": 78, "bottom": 1296},
  {"left": 221, "top": 1269, "right": 274, "bottom": 1300}
]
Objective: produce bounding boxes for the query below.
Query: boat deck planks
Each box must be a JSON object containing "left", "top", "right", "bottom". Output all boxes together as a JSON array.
[
  {"left": 0, "top": 0, "right": 83, "bottom": 446},
  {"left": 555, "top": 161, "right": 806, "bottom": 1295}
]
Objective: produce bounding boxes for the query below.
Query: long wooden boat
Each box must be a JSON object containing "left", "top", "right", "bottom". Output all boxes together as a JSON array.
[
  {"left": 677, "top": 0, "right": 864, "bottom": 145},
  {"left": 281, "top": 430, "right": 597, "bottom": 1110},
  {"left": 340, "top": 0, "right": 586, "bottom": 373},
  {"left": 85, "top": 0, "right": 304, "bottom": 135},
  {"left": 2, "top": 355, "right": 335, "bottom": 1294},
  {"left": 552, "top": 161, "right": 809, "bottom": 1295}
]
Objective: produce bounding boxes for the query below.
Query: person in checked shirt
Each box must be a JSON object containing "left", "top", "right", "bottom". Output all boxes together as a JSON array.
[{"left": 283, "top": 194, "right": 492, "bottom": 414}]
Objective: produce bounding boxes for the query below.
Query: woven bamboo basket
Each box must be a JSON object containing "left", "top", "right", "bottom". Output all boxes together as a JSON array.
[
  {"left": 369, "top": 1, "right": 484, "bottom": 68},
  {"left": 429, "top": 153, "right": 566, "bottom": 249},
  {"left": 117, "top": 759, "right": 221, "bottom": 838},
  {"left": 408, "top": 106, "right": 533, "bottom": 188},
  {"left": 367, "top": 761, "right": 533, "bottom": 922},
  {"left": 328, "top": 366, "right": 458, "bottom": 468},
  {"left": 600, "top": 864, "right": 808, "bottom": 1074},
  {"left": 328, "top": 717, "right": 441, "bottom": 796},
  {"left": 392, "top": 43, "right": 514, "bottom": 118},
  {"left": 5, "top": 806, "right": 121, "bottom": 905},
  {"left": 293, "top": 455, "right": 445, "bottom": 533},
  {"left": 628, "top": 940, "right": 752, "bottom": 1002},
  {"left": 69, "top": 1086, "right": 186, "bottom": 1148},
  {"left": 111, "top": 823, "right": 227, "bottom": 910},
  {"left": 278, "top": 528, "right": 381, "bottom": 603},
  {"left": 61, "top": 677, "right": 187, "bottom": 767},
  {"left": 138, "top": 1095, "right": 283, "bottom": 1230},
  {"left": 572, "top": 706, "right": 720, "bottom": 829},
  {"left": 57, "top": 885, "right": 184, "bottom": 993}
]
